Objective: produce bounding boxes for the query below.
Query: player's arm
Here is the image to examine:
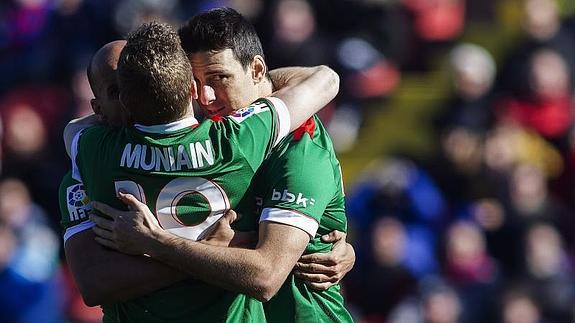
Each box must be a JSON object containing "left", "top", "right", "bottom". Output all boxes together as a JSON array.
[
  {"left": 65, "top": 230, "right": 187, "bottom": 306},
  {"left": 60, "top": 174, "right": 187, "bottom": 306},
  {"left": 269, "top": 66, "right": 339, "bottom": 131},
  {"left": 91, "top": 199, "right": 307, "bottom": 302},
  {"left": 294, "top": 230, "right": 356, "bottom": 290}
]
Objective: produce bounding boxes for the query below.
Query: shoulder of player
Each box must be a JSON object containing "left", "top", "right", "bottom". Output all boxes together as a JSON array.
[
  {"left": 221, "top": 98, "right": 275, "bottom": 125},
  {"left": 79, "top": 124, "right": 117, "bottom": 139},
  {"left": 267, "top": 143, "right": 337, "bottom": 183},
  {"left": 280, "top": 128, "right": 335, "bottom": 160}
]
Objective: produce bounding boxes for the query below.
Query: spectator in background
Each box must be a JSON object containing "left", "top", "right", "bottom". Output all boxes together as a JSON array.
[
  {"left": 388, "top": 277, "right": 463, "bottom": 323},
  {"left": 401, "top": 0, "right": 466, "bottom": 70},
  {"left": 443, "top": 221, "right": 500, "bottom": 323},
  {"left": 506, "top": 162, "right": 575, "bottom": 251},
  {"left": 0, "top": 178, "right": 63, "bottom": 323},
  {"left": 347, "top": 158, "right": 446, "bottom": 279},
  {"left": 498, "top": 0, "right": 575, "bottom": 97},
  {"left": 0, "top": 98, "right": 68, "bottom": 225},
  {"left": 330, "top": 37, "right": 400, "bottom": 152},
  {"left": 429, "top": 43, "right": 498, "bottom": 214},
  {"left": 522, "top": 222, "right": 575, "bottom": 322},
  {"left": 497, "top": 48, "right": 573, "bottom": 147},
  {"left": 346, "top": 217, "right": 417, "bottom": 321},
  {"left": 500, "top": 287, "right": 543, "bottom": 323},
  {"left": 266, "top": 0, "right": 329, "bottom": 69}
]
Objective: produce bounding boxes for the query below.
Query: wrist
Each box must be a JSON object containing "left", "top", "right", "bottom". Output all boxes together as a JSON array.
[{"left": 144, "top": 229, "right": 172, "bottom": 259}]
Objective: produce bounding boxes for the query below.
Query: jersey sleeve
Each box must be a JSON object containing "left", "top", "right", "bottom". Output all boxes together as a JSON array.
[
  {"left": 224, "top": 97, "right": 291, "bottom": 171},
  {"left": 259, "top": 139, "right": 337, "bottom": 238},
  {"left": 58, "top": 172, "right": 94, "bottom": 244},
  {"left": 63, "top": 114, "right": 100, "bottom": 158}
]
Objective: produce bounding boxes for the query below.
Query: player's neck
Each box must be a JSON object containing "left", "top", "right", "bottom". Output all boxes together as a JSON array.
[{"left": 259, "top": 78, "right": 274, "bottom": 97}]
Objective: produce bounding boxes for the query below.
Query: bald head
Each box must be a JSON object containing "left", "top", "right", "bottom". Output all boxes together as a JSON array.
[{"left": 88, "top": 40, "right": 127, "bottom": 127}]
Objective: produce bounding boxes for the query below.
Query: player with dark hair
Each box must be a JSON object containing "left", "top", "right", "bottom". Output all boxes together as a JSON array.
[
  {"left": 179, "top": 7, "right": 265, "bottom": 70},
  {"left": 65, "top": 21, "right": 338, "bottom": 322},
  {"left": 92, "top": 8, "right": 354, "bottom": 322}
]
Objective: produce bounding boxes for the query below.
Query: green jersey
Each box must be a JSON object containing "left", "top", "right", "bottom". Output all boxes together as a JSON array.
[
  {"left": 65, "top": 98, "right": 290, "bottom": 323},
  {"left": 254, "top": 116, "right": 353, "bottom": 322},
  {"left": 59, "top": 171, "right": 92, "bottom": 241}
]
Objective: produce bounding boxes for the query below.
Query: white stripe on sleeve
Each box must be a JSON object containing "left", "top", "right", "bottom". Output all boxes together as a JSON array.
[
  {"left": 266, "top": 97, "right": 291, "bottom": 148},
  {"left": 70, "top": 130, "right": 84, "bottom": 182},
  {"left": 63, "top": 220, "right": 96, "bottom": 244},
  {"left": 63, "top": 115, "right": 99, "bottom": 158},
  {"left": 259, "top": 207, "right": 319, "bottom": 239}
]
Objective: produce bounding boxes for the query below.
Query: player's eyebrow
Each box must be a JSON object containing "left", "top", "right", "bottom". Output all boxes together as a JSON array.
[{"left": 204, "top": 69, "right": 229, "bottom": 76}]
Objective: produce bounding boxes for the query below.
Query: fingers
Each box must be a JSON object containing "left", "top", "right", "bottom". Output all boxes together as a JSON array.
[
  {"left": 294, "top": 262, "right": 339, "bottom": 276},
  {"left": 91, "top": 201, "right": 123, "bottom": 220},
  {"left": 320, "top": 230, "right": 346, "bottom": 243},
  {"left": 117, "top": 192, "right": 145, "bottom": 211},
  {"left": 304, "top": 281, "right": 335, "bottom": 291},
  {"left": 298, "top": 252, "right": 339, "bottom": 265},
  {"left": 94, "top": 236, "right": 119, "bottom": 250},
  {"left": 90, "top": 213, "right": 115, "bottom": 231},
  {"left": 92, "top": 225, "right": 113, "bottom": 240},
  {"left": 222, "top": 209, "right": 238, "bottom": 224},
  {"left": 293, "top": 271, "right": 339, "bottom": 286}
]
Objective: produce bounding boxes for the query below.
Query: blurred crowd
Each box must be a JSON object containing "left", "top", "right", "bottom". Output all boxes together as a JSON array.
[{"left": 1, "top": 0, "right": 575, "bottom": 322}]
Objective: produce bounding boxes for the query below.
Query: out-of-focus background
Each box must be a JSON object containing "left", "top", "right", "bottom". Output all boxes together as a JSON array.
[{"left": 1, "top": 0, "right": 575, "bottom": 322}]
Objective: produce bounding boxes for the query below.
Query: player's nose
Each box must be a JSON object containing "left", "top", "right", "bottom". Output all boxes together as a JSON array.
[{"left": 199, "top": 85, "right": 216, "bottom": 106}]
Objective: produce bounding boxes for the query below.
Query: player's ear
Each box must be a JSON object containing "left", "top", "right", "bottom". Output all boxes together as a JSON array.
[
  {"left": 251, "top": 55, "right": 267, "bottom": 84},
  {"left": 190, "top": 79, "right": 199, "bottom": 100}
]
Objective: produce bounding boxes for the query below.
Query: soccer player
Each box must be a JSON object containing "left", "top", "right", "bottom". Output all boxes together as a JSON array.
[
  {"left": 61, "top": 36, "right": 352, "bottom": 314},
  {"left": 60, "top": 39, "right": 194, "bottom": 308},
  {"left": 66, "top": 22, "right": 338, "bottom": 322},
  {"left": 92, "top": 7, "right": 354, "bottom": 322}
]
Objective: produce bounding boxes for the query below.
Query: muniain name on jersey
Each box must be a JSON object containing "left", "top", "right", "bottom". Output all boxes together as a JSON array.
[{"left": 120, "top": 140, "right": 214, "bottom": 171}]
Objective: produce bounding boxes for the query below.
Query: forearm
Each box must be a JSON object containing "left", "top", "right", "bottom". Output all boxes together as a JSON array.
[
  {"left": 270, "top": 66, "right": 339, "bottom": 131},
  {"left": 269, "top": 67, "right": 314, "bottom": 91},
  {"left": 146, "top": 222, "right": 308, "bottom": 302},
  {"left": 149, "top": 232, "right": 273, "bottom": 301},
  {"left": 66, "top": 231, "right": 187, "bottom": 306}
]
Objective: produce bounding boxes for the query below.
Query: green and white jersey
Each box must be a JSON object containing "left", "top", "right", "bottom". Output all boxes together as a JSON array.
[
  {"left": 66, "top": 97, "right": 290, "bottom": 323},
  {"left": 59, "top": 171, "right": 92, "bottom": 239},
  {"left": 253, "top": 116, "right": 353, "bottom": 322}
]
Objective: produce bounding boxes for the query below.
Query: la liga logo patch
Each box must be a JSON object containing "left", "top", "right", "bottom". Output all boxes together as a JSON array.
[
  {"left": 231, "top": 107, "right": 254, "bottom": 118},
  {"left": 66, "top": 183, "right": 91, "bottom": 221},
  {"left": 68, "top": 183, "right": 89, "bottom": 208}
]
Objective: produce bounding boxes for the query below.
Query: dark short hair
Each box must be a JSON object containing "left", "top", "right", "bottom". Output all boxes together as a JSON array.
[
  {"left": 178, "top": 7, "right": 265, "bottom": 69},
  {"left": 118, "top": 22, "right": 192, "bottom": 125}
]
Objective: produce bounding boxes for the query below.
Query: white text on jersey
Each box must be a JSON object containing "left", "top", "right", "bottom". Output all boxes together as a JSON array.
[
  {"left": 271, "top": 188, "right": 316, "bottom": 208},
  {"left": 120, "top": 141, "right": 214, "bottom": 171}
]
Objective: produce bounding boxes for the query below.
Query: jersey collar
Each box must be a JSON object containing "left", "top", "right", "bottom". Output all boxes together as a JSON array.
[{"left": 134, "top": 116, "right": 199, "bottom": 134}]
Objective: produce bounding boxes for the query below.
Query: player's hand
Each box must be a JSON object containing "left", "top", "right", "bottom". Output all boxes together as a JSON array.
[
  {"left": 201, "top": 210, "right": 257, "bottom": 248},
  {"left": 90, "top": 192, "right": 163, "bottom": 256},
  {"left": 293, "top": 230, "right": 355, "bottom": 291},
  {"left": 201, "top": 210, "right": 237, "bottom": 247}
]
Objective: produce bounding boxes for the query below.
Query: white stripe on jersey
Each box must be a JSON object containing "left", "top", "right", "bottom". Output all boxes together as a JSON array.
[
  {"left": 63, "top": 114, "right": 99, "bottom": 158},
  {"left": 63, "top": 220, "right": 96, "bottom": 244},
  {"left": 259, "top": 207, "right": 319, "bottom": 239},
  {"left": 266, "top": 97, "right": 291, "bottom": 148},
  {"left": 71, "top": 130, "right": 84, "bottom": 182}
]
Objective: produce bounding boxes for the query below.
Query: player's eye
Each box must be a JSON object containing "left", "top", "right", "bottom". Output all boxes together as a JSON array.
[{"left": 211, "top": 74, "right": 229, "bottom": 82}]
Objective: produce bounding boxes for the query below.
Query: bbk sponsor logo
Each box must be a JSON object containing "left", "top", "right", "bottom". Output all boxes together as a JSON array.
[{"left": 271, "top": 189, "right": 315, "bottom": 208}]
